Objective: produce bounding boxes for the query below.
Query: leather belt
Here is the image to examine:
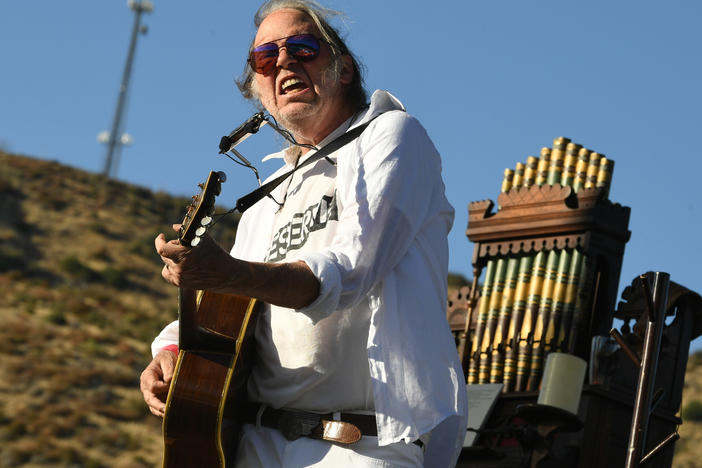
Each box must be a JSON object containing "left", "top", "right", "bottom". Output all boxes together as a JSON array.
[
  {"left": 243, "top": 404, "right": 423, "bottom": 448},
  {"left": 244, "top": 404, "right": 370, "bottom": 444}
]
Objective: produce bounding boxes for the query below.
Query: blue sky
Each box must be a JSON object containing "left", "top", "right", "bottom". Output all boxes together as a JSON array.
[{"left": 2, "top": 1, "right": 701, "bottom": 349}]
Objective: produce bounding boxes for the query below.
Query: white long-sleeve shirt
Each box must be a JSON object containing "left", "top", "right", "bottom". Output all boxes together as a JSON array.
[{"left": 152, "top": 90, "right": 467, "bottom": 467}]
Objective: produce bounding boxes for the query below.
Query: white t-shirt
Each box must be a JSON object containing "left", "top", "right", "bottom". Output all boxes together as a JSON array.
[{"left": 250, "top": 131, "right": 375, "bottom": 413}]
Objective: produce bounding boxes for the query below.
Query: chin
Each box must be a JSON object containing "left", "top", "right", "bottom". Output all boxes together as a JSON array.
[{"left": 276, "top": 104, "right": 316, "bottom": 133}]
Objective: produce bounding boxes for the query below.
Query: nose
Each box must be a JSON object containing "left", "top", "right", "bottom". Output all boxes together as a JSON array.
[{"left": 276, "top": 46, "right": 298, "bottom": 69}]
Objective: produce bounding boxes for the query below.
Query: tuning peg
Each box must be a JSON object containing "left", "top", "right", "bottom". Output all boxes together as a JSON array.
[
  {"left": 201, "top": 216, "right": 212, "bottom": 226},
  {"left": 191, "top": 236, "right": 201, "bottom": 247},
  {"left": 217, "top": 171, "right": 227, "bottom": 183},
  {"left": 198, "top": 183, "right": 205, "bottom": 189},
  {"left": 195, "top": 226, "right": 206, "bottom": 237}
]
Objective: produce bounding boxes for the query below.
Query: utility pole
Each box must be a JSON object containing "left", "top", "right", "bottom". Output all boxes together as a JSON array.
[{"left": 99, "top": 0, "right": 153, "bottom": 178}]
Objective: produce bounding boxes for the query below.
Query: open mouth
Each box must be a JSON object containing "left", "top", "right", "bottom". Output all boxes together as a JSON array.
[{"left": 280, "top": 77, "right": 308, "bottom": 95}]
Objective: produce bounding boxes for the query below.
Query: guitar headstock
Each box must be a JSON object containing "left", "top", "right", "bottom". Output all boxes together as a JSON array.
[{"left": 179, "top": 171, "right": 227, "bottom": 247}]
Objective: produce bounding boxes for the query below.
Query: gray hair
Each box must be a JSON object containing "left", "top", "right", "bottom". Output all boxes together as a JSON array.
[{"left": 236, "top": 0, "right": 368, "bottom": 111}]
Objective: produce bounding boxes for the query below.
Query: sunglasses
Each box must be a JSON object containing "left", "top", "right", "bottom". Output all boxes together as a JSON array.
[{"left": 248, "top": 34, "right": 322, "bottom": 75}]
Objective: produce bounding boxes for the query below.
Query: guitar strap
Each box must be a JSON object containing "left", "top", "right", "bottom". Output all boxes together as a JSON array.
[{"left": 235, "top": 115, "right": 379, "bottom": 214}]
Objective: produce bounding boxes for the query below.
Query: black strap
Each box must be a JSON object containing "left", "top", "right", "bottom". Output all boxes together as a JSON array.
[{"left": 235, "top": 119, "right": 374, "bottom": 213}]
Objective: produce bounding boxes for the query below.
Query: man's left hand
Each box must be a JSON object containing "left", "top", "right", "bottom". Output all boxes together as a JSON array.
[{"left": 155, "top": 224, "right": 233, "bottom": 290}]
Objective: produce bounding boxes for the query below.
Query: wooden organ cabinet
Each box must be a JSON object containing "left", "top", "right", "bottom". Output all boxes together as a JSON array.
[{"left": 447, "top": 138, "right": 702, "bottom": 468}]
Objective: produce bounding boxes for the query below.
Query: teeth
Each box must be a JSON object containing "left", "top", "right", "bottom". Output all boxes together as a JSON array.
[{"left": 282, "top": 77, "right": 303, "bottom": 91}]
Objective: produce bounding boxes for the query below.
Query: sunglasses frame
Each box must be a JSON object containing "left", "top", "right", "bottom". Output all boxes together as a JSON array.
[{"left": 248, "top": 33, "right": 323, "bottom": 75}]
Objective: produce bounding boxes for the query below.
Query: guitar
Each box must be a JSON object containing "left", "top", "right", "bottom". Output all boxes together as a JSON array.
[{"left": 162, "top": 171, "right": 261, "bottom": 467}]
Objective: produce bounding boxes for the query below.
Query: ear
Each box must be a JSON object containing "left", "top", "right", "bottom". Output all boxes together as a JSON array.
[{"left": 339, "top": 55, "right": 354, "bottom": 85}]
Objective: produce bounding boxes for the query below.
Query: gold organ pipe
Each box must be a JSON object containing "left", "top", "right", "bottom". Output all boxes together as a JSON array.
[
  {"left": 503, "top": 255, "right": 533, "bottom": 393},
  {"left": 557, "top": 249, "right": 584, "bottom": 351},
  {"left": 523, "top": 155, "right": 538, "bottom": 188},
  {"left": 573, "top": 147, "right": 590, "bottom": 192},
  {"left": 515, "top": 250, "right": 546, "bottom": 391},
  {"left": 526, "top": 249, "right": 559, "bottom": 391},
  {"left": 513, "top": 162, "right": 525, "bottom": 189},
  {"left": 561, "top": 142, "right": 581, "bottom": 187},
  {"left": 479, "top": 257, "right": 507, "bottom": 383},
  {"left": 584, "top": 152, "right": 603, "bottom": 189},
  {"left": 535, "top": 147, "right": 551, "bottom": 187},
  {"left": 490, "top": 256, "right": 519, "bottom": 384},
  {"left": 543, "top": 249, "right": 572, "bottom": 353},
  {"left": 501, "top": 168, "right": 514, "bottom": 194},
  {"left": 467, "top": 259, "right": 496, "bottom": 384},
  {"left": 596, "top": 158, "right": 614, "bottom": 199},
  {"left": 547, "top": 137, "right": 569, "bottom": 186}
]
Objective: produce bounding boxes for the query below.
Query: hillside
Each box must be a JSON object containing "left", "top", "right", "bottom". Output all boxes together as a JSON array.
[
  {"left": 0, "top": 151, "right": 701, "bottom": 467},
  {"left": 0, "top": 151, "right": 239, "bottom": 467}
]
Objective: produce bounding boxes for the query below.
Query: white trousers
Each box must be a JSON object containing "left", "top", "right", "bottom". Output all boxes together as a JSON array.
[{"left": 234, "top": 423, "right": 424, "bottom": 468}]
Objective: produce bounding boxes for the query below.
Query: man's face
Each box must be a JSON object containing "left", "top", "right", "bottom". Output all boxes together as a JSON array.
[{"left": 252, "top": 8, "right": 353, "bottom": 144}]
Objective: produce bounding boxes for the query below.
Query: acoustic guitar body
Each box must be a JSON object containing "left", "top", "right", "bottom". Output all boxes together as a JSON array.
[{"left": 162, "top": 291, "right": 260, "bottom": 468}]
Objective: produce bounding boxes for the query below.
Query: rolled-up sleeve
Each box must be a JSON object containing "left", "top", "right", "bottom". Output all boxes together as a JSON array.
[
  {"left": 150, "top": 320, "right": 180, "bottom": 357},
  {"left": 295, "top": 111, "right": 451, "bottom": 321}
]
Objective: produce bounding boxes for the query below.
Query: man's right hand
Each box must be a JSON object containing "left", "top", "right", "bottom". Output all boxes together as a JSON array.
[{"left": 140, "top": 350, "right": 177, "bottom": 417}]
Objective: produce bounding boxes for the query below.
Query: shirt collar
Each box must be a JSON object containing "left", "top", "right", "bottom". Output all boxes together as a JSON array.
[{"left": 260, "top": 90, "right": 405, "bottom": 164}]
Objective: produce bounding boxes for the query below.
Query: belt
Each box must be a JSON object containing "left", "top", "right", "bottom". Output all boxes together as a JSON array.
[{"left": 243, "top": 404, "right": 423, "bottom": 448}]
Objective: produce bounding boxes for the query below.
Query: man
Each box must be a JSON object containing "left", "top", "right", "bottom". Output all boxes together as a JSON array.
[{"left": 140, "top": 1, "right": 467, "bottom": 466}]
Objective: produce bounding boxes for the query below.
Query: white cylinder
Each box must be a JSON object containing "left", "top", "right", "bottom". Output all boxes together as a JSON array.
[{"left": 537, "top": 352, "right": 587, "bottom": 415}]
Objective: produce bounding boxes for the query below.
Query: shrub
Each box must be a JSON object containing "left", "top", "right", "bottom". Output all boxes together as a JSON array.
[
  {"left": 101, "top": 266, "right": 129, "bottom": 289},
  {"left": 45, "top": 309, "right": 68, "bottom": 326},
  {"left": 682, "top": 399, "right": 702, "bottom": 422},
  {"left": 91, "top": 246, "right": 111, "bottom": 261},
  {"left": 0, "top": 244, "right": 27, "bottom": 272},
  {"left": 448, "top": 271, "right": 470, "bottom": 289},
  {"left": 46, "top": 302, "right": 69, "bottom": 325},
  {"left": 59, "top": 256, "right": 98, "bottom": 282}
]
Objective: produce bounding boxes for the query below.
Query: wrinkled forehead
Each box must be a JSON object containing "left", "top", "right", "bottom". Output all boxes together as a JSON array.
[{"left": 254, "top": 8, "right": 320, "bottom": 47}]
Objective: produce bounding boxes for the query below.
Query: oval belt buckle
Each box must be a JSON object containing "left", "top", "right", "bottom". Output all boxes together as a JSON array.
[{"left": 279, "top": 411, "right": 322, "bottom": 441}]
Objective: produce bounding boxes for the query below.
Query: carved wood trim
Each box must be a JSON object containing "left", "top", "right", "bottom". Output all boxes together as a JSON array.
[{"left": 467, "top": 185, "right": 630, "bottom": 249}]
